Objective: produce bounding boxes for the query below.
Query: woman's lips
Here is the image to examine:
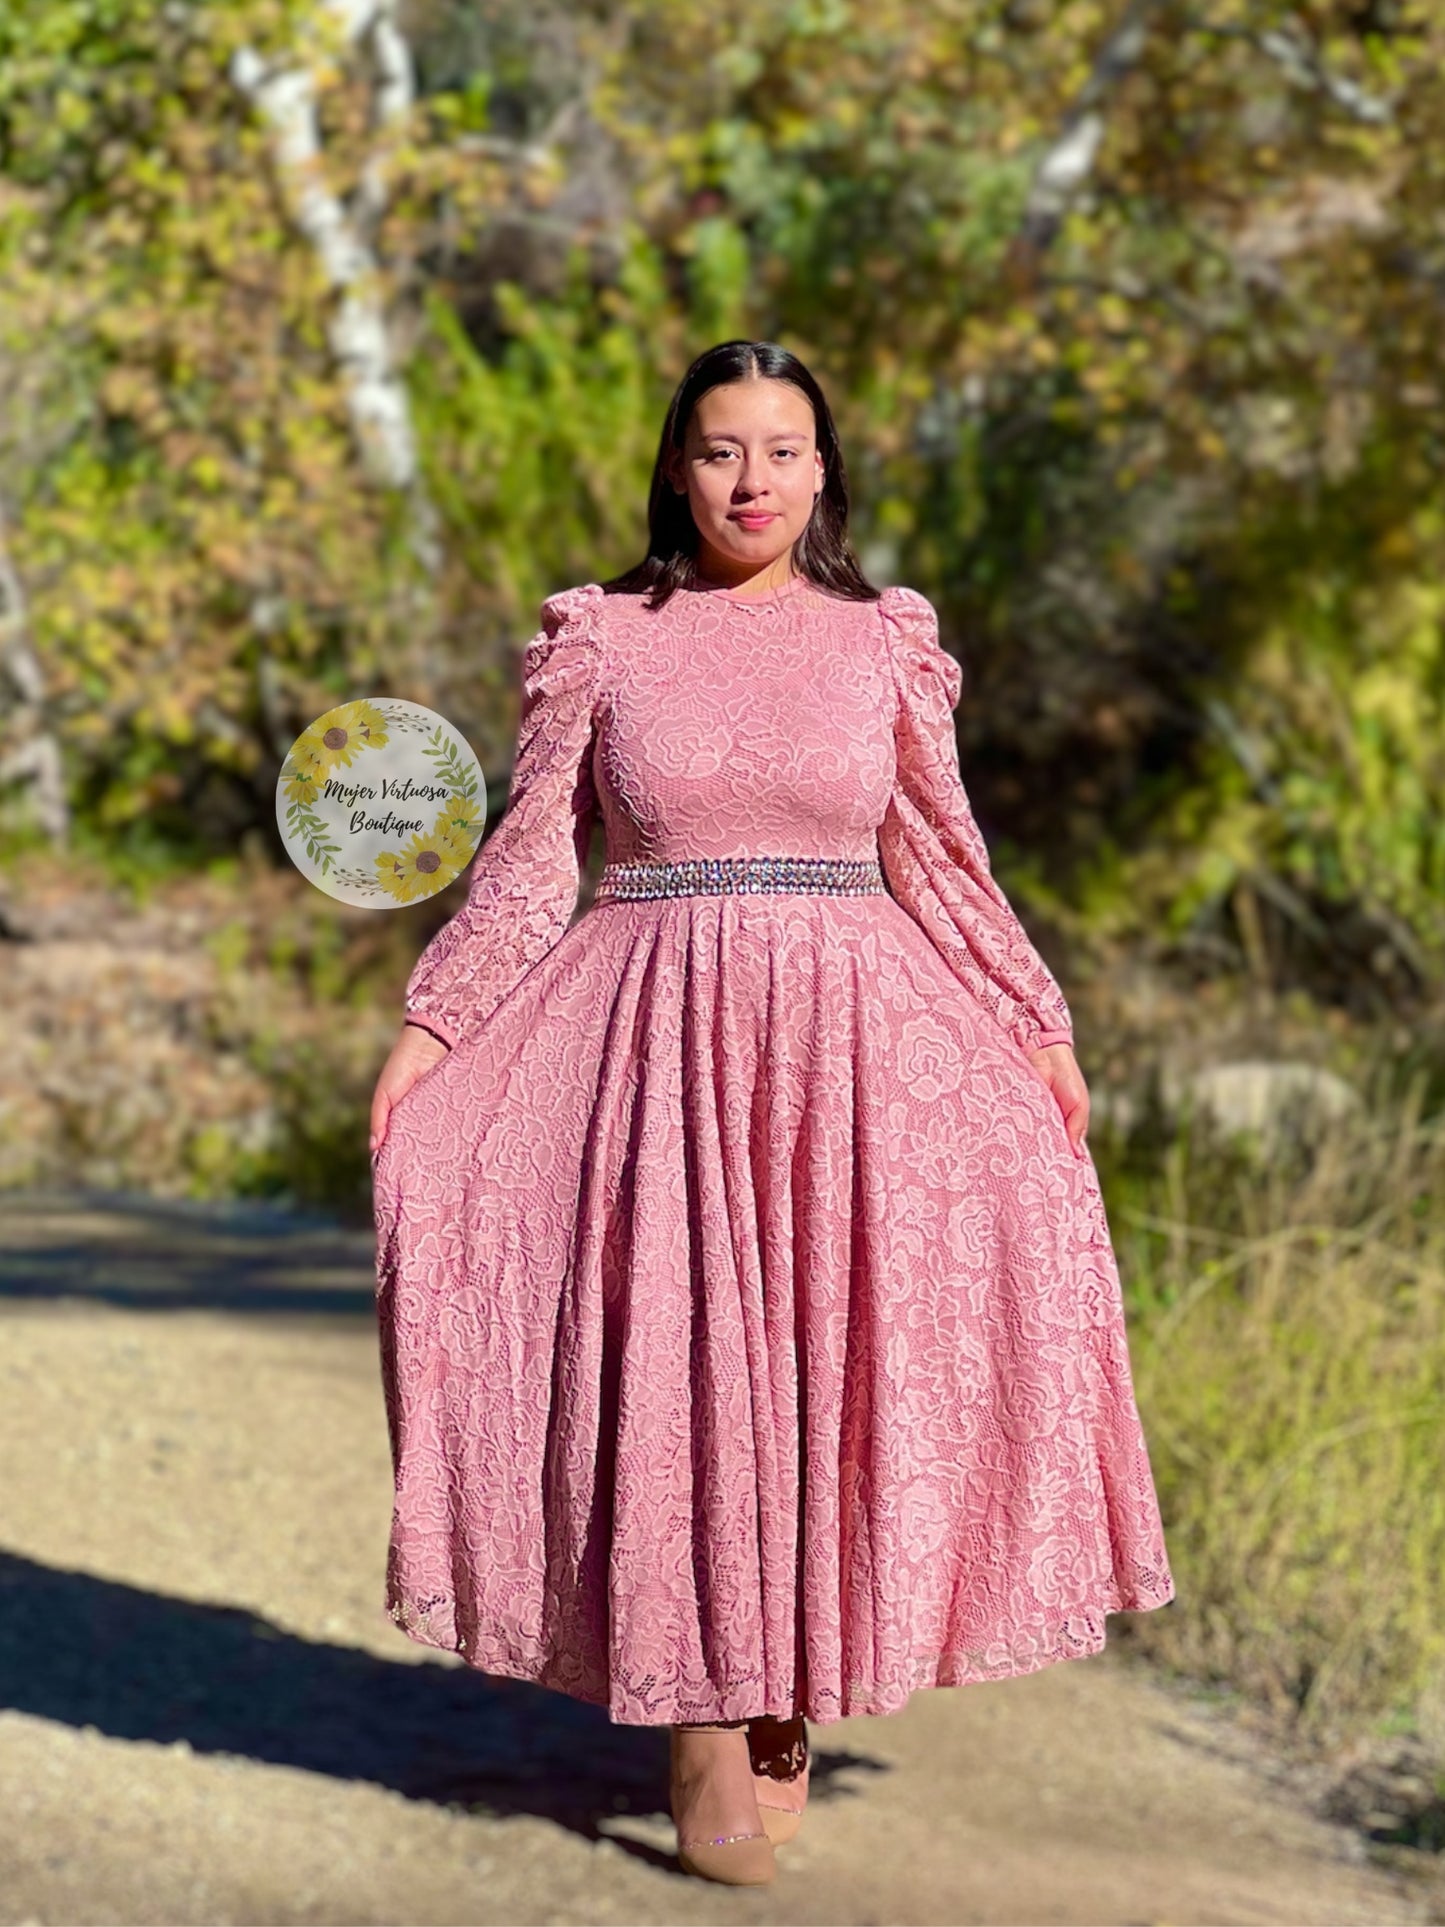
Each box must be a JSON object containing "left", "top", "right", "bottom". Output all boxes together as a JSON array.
[{"left": 731, "top": 512, "right": 777, "bottom": 528}]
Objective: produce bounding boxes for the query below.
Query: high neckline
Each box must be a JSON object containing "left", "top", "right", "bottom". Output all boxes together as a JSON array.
[{"left": 692, "top": 571, "right": 812, "bottom": 605}]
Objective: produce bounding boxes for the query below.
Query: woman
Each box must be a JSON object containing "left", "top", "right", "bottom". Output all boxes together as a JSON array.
[{"left": 370, "top": 339, "right": 1175, "bottom": 1887}]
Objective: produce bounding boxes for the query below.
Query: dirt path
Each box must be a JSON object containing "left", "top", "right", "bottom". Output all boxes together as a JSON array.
[{"left": 0, "top": 1189, "right": 1434, "bottom": 1926}]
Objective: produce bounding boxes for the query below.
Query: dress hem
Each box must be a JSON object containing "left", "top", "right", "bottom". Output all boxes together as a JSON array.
[{"left": 380, "top": 1582, "right": 1178, "bottom": 1727}]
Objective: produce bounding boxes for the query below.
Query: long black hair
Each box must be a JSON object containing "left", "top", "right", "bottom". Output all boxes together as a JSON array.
[{"left": 600, "top": 340, "right": 881, "bottom": 611}]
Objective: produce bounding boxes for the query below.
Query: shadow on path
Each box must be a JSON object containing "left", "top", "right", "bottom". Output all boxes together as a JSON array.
[
  {"left": 0, "top": 1190, "right": 880, "bottom": 1861},
  {"left": 0, "top": 1187, "right": 377, "bottom": 1316},
  {"left": 0, "top": 1551, "right": 873, "bottom": 1847}
]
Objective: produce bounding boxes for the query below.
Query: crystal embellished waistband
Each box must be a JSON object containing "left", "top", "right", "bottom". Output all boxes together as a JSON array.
[{"left": 593, "top": 854, "right": 887, "bottom": 902}]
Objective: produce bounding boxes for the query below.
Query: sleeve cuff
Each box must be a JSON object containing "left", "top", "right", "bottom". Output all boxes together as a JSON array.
[{"left": 404, "top": 1013, "right": 459, "bottom": 1051}]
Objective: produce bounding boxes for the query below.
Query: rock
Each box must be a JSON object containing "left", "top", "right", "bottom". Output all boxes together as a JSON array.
[{"left": 1157, "top": 1058, "right": 1362, "bottom": 1156}]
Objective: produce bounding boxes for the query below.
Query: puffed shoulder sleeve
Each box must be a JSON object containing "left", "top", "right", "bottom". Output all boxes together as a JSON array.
[
  {"left": 401, "top": 581, "right": 604, "bottom": 1052},
  {"left": 875, "top": 584, "right": 1074, "bottom": 1058}
]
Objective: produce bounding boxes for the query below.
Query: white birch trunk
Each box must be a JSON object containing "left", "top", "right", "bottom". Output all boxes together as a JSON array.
[
  {"left": 231, "top": 0, "right": 441, "bottom": 572},
  {"left": 0, "top": 500, "right": 69, "bottom": 845}
]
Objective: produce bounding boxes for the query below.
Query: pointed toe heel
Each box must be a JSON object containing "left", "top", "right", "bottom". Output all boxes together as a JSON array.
[
  {"left": 748, "top": 1712, "right": 810, "bottom": 1849},
  {"left": 670, "top": 1719, "right": 778, "bottom": 1886},
  {"left": 757, "top": 1803, "right": 802, "bottom": 1845},
  {"left": 676, "top": 1829, "right": 777, "bottom": 1884}
]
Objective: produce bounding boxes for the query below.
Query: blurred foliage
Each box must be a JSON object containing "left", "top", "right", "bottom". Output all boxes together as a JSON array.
[
  {"left": 1072, "top": 476, "right": 1445, "bottom": 1017},
  {"left": 0, "top": 0, "right": 510, "bottom": 851},
  {"left": 1, "top": 0, "right": 1443, "bottom": 1011}
]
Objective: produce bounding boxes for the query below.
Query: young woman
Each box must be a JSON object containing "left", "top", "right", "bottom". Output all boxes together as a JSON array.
[{"left": 370, "top": 339, "right": 1175, "bottom": 1887}]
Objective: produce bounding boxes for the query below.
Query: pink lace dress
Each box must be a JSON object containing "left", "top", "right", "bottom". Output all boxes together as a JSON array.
[{"left": 371, "top": 572, "right": 1175, "bottom": 1725}]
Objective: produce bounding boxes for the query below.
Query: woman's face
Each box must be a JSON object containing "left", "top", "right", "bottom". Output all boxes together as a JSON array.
[{"left": 668, "top": 377, "right": 826, "bottom": 581}]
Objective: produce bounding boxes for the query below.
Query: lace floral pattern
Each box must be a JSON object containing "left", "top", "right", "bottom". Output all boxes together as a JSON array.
[
  {"left": 396, "top": 584, "right": 606, "bottom": 1052},
  {"left": 876, "top": 589, "right": 1076, "bottom": 1057},
  {"left": 373, "top": 574, "right": 1175, "bottom": 1726}
]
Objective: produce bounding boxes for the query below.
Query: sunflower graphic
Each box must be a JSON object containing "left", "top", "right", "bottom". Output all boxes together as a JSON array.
[
  {"left": 280, "top": 733, "right": 328, "bottom": 805},
  {"left": 376, "top": 827, "right": 467, "bottom": 904},
  {"left": 305, "top": 699, "right": 389, "bottom": 771},
  {"left": 281, "top": 699, "right": 389, "bottom": 805},
  {"left": 432, "top": 793, "right": 484, "bottom": 865}
]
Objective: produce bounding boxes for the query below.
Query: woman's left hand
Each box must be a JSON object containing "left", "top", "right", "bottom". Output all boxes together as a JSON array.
[{"left": 1025, "top": 1041, "right": 1090, "bottom": 1157}]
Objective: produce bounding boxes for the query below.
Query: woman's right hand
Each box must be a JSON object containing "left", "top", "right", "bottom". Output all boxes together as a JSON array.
[{"left": 370, "top": 1022, "right": 451, "bottom": 1156}]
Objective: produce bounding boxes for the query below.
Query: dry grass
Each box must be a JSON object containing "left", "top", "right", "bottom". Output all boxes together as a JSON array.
[{"left": 1109, "top": 1060, "right": 1445, "bottom": 1762}]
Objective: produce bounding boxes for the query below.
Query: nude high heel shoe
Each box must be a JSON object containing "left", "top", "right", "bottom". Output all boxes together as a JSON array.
[
  {"left": 669, "top": 1721, "right": 777, "bottom": 1885},
  {"left": 746, "top": 1713, "right": 810, "bottom": 1846}
]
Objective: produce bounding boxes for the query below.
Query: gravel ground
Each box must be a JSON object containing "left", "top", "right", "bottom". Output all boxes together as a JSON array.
[{"left": 0, "top": 1189, "right": 1436, "bottom": 1927}]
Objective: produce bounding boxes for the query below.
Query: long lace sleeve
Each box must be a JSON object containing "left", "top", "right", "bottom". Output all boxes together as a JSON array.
[
  {"left": 876, "top": 584, "right": 1075, "bottom": 1058},
  {"left": 401, "top": 581, "right": 604, "bottom": 1053}
]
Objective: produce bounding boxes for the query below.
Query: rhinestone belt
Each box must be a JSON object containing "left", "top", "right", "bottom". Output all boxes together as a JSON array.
[{"left": 593, "top": 854, "right": 887, "bottom": 902}]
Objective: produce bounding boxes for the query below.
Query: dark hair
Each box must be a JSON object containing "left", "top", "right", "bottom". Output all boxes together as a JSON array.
[{"left": 599, "top": 340, "right": 881, "bottom": 611}]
